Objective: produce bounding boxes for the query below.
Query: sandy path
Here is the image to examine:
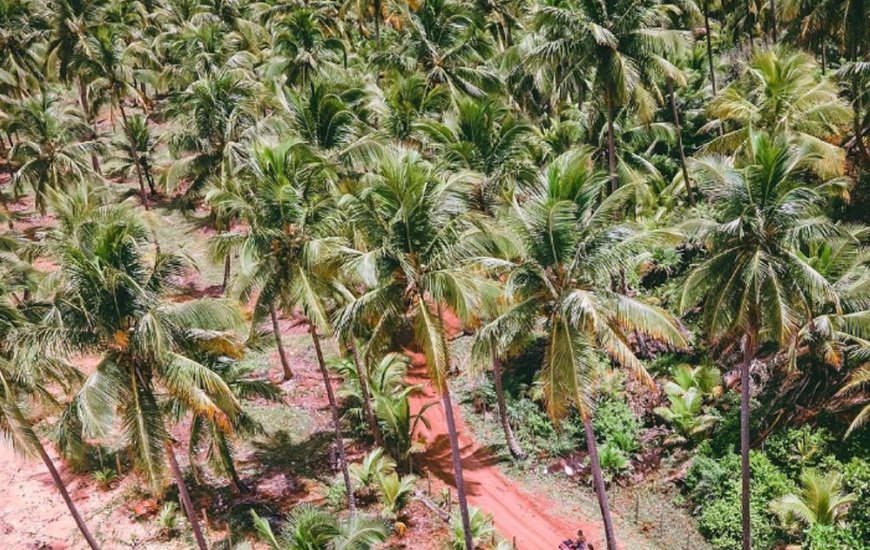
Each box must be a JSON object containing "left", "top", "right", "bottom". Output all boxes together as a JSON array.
[{"left": 406, "top": 361, "right": 603, "bottom": 550}]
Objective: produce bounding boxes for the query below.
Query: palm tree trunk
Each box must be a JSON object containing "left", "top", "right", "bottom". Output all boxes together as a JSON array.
[
  {"left": 77, "top": 78, "right": 101, "bottom": 175},
  {"left": 164, "top": 441, "right": 208, "bottom": 550},
  {"left": 216, "top": 430, "right": 245, "bottom": 493},
  {"left": 605, "top": 93, "right": 618, "bottom": 193},
  {"left": 704, "top": 10, "right": 718, "bottom": 96},
  {"left": 117, "top": 102, "right": 149, "bottom": 210},
  {"left": 222, "top": 254, "right": 231, "bottom": 291},
  {"left": 582, "top": 413, "right": 618, "bottom": 550},
  {"left": 374, "top": 0, "right": 382, "bottom": 50},
  {"left": 349, "top": 338, "right": 382, "bottom": 446},
  {"left": 667, "top": 78, "right": 694, "bottom": 206},
  {"left": 309, "top": 323, "right": 356, "bottom": 513},
  {"left": 492, "top": 348, "right": 524, "bottom": 459},
  {"left": 441, "top": 387, "right": 474, "bottom": 550},
  {"left": 35, "top": 440, "right": 101, "bottom": 550},
  {"left": 270, "top": 304, "right": 293, "bottom": 380},
  {"left": 740, "top": 334, "right": 756, "bottom": 550},
  {"left": 433, "top": 305, "right": 474, "bottom": 550},
  {"left": 770, "top": 0, "right": 778, "bottom": 43}
]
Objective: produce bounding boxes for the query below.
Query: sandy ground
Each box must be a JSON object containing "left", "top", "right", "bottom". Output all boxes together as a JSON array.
[{"left": 403, "top": 310, "right": 605, "bottom": 550}]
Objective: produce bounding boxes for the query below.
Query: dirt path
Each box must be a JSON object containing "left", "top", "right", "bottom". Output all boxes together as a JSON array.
[{"left": 406, "top": 359, "right": 603, "bottom": 550}]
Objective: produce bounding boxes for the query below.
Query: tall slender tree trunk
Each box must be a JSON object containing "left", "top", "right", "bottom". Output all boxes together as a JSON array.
[
  {"left": 271, "top": 304, "right": 293, "bottom": 380},
  {"left": 432, "top": 305, "right": 474, "bottom": 550},
  {"left": 309, "top": 324, "right": 356, "bottom": 513},
  {"left": 605, "top": 94, "right": 618, "bottom": 193},
  {"left": 820, "top": 46, "right": 826, "bottom": 75},
  {"left": 441, "top": 387, "right": 474, "bottom": 550},
  {"left": 165, "top": 441, "right": 208, "bottom": 550},
  {"left": 667, "top": 79, "right": 694, "bottom": 206},
  {"left": 117, "top": 102, "right": 148, "bottom": 210},
  {"left": 770, "top": 0, "right": 778, "bottom": 43},
  {"left": 35, "top": 440, "right": 101, "bottom": 550},
  {"left": 374, "top": 0, "right": 382, "bottom": 49},
  {"left": 740, "top": 334, "right": 756, "bottom": 550},
  {"left": 349, "top": 338, "right": 382, "bottom": 446},
  {"left": 216, "top": 430, "right": 245, "bottom": 493},
  {"left": 222, "top": 254, "right": 231, "bottom": 291},
  {"left": 491, "top": 348, "right": 524, "bottom": 459},
  {"left": 582, "top": 414, "right": 618, "bottom": 550},
  {"left": 77, "top": 79, "right": 101, "bottom": 175},
  {"left": 704, "top": 10, "right": 718, "bottom": 96},
  {"left": 852, "top": 68, "right": 869, "bottom": 163}
]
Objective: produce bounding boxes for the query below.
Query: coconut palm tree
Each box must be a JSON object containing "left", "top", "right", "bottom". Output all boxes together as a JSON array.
[
  {"left": 266, "top": 7, "right": 346, "bottom": 87},
  {"left": 6, "top": 94, "right": 99, "bottom": 213},
  {"left": 528, "top": 0, "right": 685, "bottom": 192},
  {"left": 771, "top": 470, "right": 857, "bottom": 527},
  {"left": 681, "top": 131, "right": 842, "bottom": 550},
  {"left": 472, "top": 148, "right": 685, "bottom": 550},
  {"left": 37, "top": 202, "right": 245, "bottom": 550},
  {"left": 415, "top": 96, "right": 536, "bottom": 213},
  {"left": 207, "top": 138, "right": 358, "bottom": 511},
  {"left": 107, "top": 113, "right": 161, "bottom": 196},
  {"left": 0, "top": 271, "right": 101, "bottom": 549},
  {"left": 338, "top": 147, "right": 501, "bottom": 549},
  {"left": 701, "top": 48, "right": 853, "bottom": 178},
  {"left": 252, "top": 503, "right": 389, "bottom": 549}
]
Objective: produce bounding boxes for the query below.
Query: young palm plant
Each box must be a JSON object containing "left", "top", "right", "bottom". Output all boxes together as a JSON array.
[
  {"left": 472, "top": 148, "right": 686, "bottom": 550},
  {"left": 38, "top": 202, "right": 245, "bottom": 550},
  {"left": 681, "top": 131, "right": 841, "bottom": 550}
]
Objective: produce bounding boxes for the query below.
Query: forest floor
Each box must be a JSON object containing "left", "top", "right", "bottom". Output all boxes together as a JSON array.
[{"left": 1, "top": 185, "right": 695, "bottom": 549}]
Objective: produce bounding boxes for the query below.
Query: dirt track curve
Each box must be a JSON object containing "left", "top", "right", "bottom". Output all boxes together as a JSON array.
[{"left": 406, "top": 359, "right": 605, "bottom": 550}]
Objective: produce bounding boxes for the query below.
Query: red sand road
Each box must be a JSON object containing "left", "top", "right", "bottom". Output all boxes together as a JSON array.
[{"left": 406, "top": 357, "right": 603, "bottom": 550}]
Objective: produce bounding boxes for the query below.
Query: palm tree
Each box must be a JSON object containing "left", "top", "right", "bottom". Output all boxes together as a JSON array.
[
  {"left": 701, "top": 48, "right": 853, "bottom": 178},
  {"left": 183, "top": 353, "right": 283, "bottom": 493},
  {"left": 81, "top": 25, "right": 154, "bottom": 207},
  {"left": 0, "top": 275, "right": 101, "bottom": 549},
  {"left": 39, "top": 202, "right": 245, "bottom": 550},
  {"left": 681, "top": 131, "right": 841, "bottom": 550},
  {"left": 529, "top": 0, "right": 684, "bottom": 192},
  {"left": 338, "top": 147, "right": 501, "bottom": 550},
  {"left": 108, "top": 113, "right": 161, "bottom": 196},
  {"left": 208, "top": 138, "right": 357, "bottom": 511},
  {"left": 266, "top": 8, "right": 346, "bottom": 87},
  {"left": 6, "top": 94, "right": 99, "bottom": 213},
  {"left": 472, "top": 148, "right": 685, "bottom": 549},
  {"left": 415, "top": 96, "right": 536, "bottom": 213},
  {"left": 771, "top": 470, "right": 857, "bottom": 527}
]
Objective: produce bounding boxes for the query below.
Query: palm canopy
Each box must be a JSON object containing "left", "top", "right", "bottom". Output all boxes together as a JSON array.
[
  {"left": 336, "top": 147, "right": 501, "bottom": 392},
  {"left": 6, "top": 93, "right": 99, "bottom": 212},
  {"left": 26, "top": 201, "right": 246, "bottom": 486},
  {"left": 473, "top": 149, "right": 685, "bottom": 420},
  {"left": 528, "top": 0, "right": 686, "bottom": 118},
  {"left": 701, "top": 48, "right": 853, "bottom": 178},
  {"left": 206, "top": 137, "right": 344, "bottom": 332},
  {"left": 681, "top": 131, "right": 843, "bottom": 348}
]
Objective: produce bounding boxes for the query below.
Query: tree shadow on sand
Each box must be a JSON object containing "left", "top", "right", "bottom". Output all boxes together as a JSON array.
[{"left": 251, "top": 429, "right": 336, "bottom": 481}]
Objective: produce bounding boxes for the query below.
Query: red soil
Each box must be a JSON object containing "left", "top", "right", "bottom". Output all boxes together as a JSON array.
[{"left": 405, "top": 350, "right": 604, "bottom": 550}]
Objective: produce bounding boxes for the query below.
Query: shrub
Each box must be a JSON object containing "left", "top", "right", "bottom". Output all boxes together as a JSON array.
[
  {"left": 377, "top": 472, "right": 417, "bottom": 519},
  {"left": 843, "top": 458, "right": 870, "bottom": 541},
  {"left": 156, "top": 501, "right": 181, "bottom": 539},
  {"left": 764, "top": 425, "right": 835, "bottom": 479},
  {"left": 91, "top": 467, "right": 118, "bottom": 489},
  {"left": 592, "top": 398, "right": 640, "bottom": 454},
  {"left": 597, "top": 442, "right": 630, "bottom": 482},
  {"left": 506, "top": 397, "right": 582, "bottom": 456},
  {"left": 451, "top": 507, "right": 495, "bottom": 550},
  {"left": 804, "top": 524, "right": 866, "bottom": 550},
  {"left": 351, "top": 448, "right": 396, "bottom": 492},
  {"left": 693, "top": 452, "right": 794, "bottom": 550}
]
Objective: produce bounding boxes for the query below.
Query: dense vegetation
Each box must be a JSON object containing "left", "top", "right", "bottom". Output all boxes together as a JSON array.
[{"left": 0, "top": 0, "right": 868, "bottom": 549}]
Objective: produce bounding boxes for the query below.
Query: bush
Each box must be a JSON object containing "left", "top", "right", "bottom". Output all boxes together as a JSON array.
[
  {"left": 592, "top": 398, "right": 640, "bottom": 454},
  {"left": 506, "top": 398, "right": 582, "bottom": 456},
  {"left": 597, "top": 442, "right": 630, "bottom": 482},
  {"left": 843, "top": 458, "right": 870, "bottom": 542},
  {"left": 764, "top": 425, "right": 835, "bottom": 479},
  {"left": 692, "top": 452, "right": 794, "bottom": 550},
  {"left": 451, "top": 507, "right": 495, "bottom": 550},
  {"left": 804, "top": 524, "right": 867, "bottom": 550}
]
